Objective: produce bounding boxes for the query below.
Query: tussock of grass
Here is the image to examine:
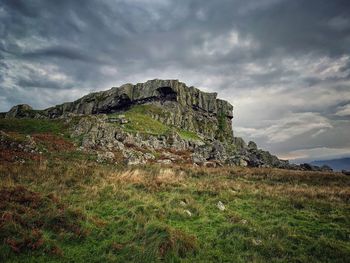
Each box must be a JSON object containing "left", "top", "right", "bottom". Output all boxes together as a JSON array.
[{"left": 139, "top": 221, "right": 198, "bottom": 261}]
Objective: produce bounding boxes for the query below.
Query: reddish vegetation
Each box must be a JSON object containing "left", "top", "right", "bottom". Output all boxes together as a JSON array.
[
  {"left": 0, "top": 186, "right": 86, "bottom": 254},
  {"left": 0, "top": 132, "right": 74, "bottom": 163},
  {"left": 0, "top": 149, "right": 41, "bottom": 163},
  {"left": 32, "top": 133, "right": 74, "bottom": 152}
]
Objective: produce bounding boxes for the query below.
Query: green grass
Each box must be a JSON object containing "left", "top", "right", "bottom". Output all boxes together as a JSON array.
[
  {"left": 125, "top": 104, "right": 170, "bottom": 118},
  {"left": 109, "top": 105, "right": 171, "bottom": 136},
  {"left": 110, "top": 105, "right": 204, "bottom": 142},
  {"left": 0, "top": 118, "right": 66, "bottom": 135},
  {"left": 123, "top": 112, "right": 169, "bottom": 135},
  {"left": 1, "top": 162, "right": 349, "bottom": 262},
  {"left": 1, "top": 113, "right": 349, "bottom": 262},
  {"left": 177, "top": 130, "right": 202, "bottom": 142}
]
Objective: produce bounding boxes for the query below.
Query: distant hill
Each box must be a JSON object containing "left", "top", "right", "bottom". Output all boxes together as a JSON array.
[{"left": 311, "top": 158, "right": 350, "bottom": 171}]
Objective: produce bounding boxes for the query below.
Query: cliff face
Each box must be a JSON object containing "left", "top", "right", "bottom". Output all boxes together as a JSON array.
[{"left": 45, "top": 79, "right": 233, "bottom": 117}]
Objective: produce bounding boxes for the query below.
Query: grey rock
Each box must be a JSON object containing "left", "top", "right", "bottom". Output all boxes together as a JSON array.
[
  {"left": 247, "top": 141, "right": 257, "bottom": 150},
  {"left": 143, "top": 153, "right": 156, "bottom": 160},
  {"left": 97, "top": 151, "right": 115, "bottom": 163},
  {"left": 184, "top": 210, "right": 192, "bottom": 217},
  {"left": 5, "top": 104, "right": 33, "bottom": 118},
  {"left": 217, "top": 201, "right": 225, "bottom": 211},
  {"left": 157, "top": 159, "right": 173, "bottom": 165},
  {"left": 180, "top": 201, "right": 187, "bottom": 207}
]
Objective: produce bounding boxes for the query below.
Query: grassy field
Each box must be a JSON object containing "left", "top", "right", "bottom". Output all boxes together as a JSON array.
[
  {"left": 0, "top": 117, "right": 349, "bottom": 262},
  {"left": 0, "top": 159, "right": 349, "bottom": 262}
]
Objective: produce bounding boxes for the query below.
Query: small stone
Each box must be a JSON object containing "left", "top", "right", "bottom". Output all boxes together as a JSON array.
[
  {"left": 240, "top": 219, "right": 247, "bottom": 224},
  {"left": 252, "top": 239, "right": 262, "bottom": 246},
  {"left": 157, "top": 159, "right": 172, "bottom": 164},
  {"left": 217, "top": 201, "right": 225, "bottom": 211},
  {"left": 143, "top": 153, "right": 155, "bottom": 160},
  {"left": 184, "top": 210, "right": 192, "bottom": 217},
  {"left": 179, "top": 201, "right": 187, "bottom": 207},
  {"left": 239, "top": 158, "right": 248, "bottom": 167},
  {"left": 97, "top": 151, "right": 115, "bottom": 163}
]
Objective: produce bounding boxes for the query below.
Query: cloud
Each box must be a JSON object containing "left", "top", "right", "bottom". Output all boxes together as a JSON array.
[
  {"left": 235, "top": 112, "right": 333, "bottom": 143},
  {"left": 1, "top": 0, "right": 350, "bottom": 160},
  {"left": 21, "top": 46, "right": 103, "bottom": 63},
  {"left": 280, "top": 147, "right": 350, "bottom": 162},
  {"left": 335, "top": 104, "right": 350, "bottom": 116}
]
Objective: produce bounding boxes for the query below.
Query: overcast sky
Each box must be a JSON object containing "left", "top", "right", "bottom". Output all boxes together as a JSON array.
[{"left": 1, "top": 0, "right": 350, "bottom": 161}]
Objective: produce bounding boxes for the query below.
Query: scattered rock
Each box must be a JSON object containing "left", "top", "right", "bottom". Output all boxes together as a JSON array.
[
  {"left": 252, "top": 239, "right": 262, "bottom": 246},
  {"left": 240, "top": 219, "right": 247, "bottom": 224},
  {"left": 179, "top": 201, "right": 187, "bottom": 207},
  {"left": 97, "top": 151, "right": 115, "bottom": 163},
  {"left": 107, "top": 115, "right": 128, "bottom": 124},
  {"left": 184, "top": 210, "right": 192, "bottom": 217},
  {"left": 125, "top": 152, "right": 145, "bottom": 165},
  {"left": 143, "top": 153, "right": 155, "bottom": 160},
  {"left": 217, "top": 201, "right": 225, "bottom": 211},
  {"left": 157, "top": 159, "right": 172, "bottom": 165}
]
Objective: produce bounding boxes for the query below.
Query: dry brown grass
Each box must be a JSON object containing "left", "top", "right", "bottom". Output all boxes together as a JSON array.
[
  {"left": 93, "top": 167, "right": 187, "bottom": 195},
  {"left": 1, "top": 160, "right": 349, "bottom": 203}
]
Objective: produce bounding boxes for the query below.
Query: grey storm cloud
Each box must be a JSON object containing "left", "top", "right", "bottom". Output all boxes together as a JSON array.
[{"left": 1, "top": 0, "right": 350, "bottom": 161}]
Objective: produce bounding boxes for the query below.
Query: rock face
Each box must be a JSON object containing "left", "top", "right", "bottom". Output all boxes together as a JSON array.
[
  {"left": 5, "top": 104, "right": 33, "bottom": 118},
  {"left": 45, "top": 79, "right": 234, "bottom": 144},
  {"left": 1, "top": 79, "right": 298, "bottom": 169}
]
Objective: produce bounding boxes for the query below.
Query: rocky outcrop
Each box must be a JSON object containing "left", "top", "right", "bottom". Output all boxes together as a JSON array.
[
  {"left": 70, "top": 115, "right": 199, "bottom": 165},
  {"left": 1, "top": 79, "right": 310, "bottom": 169},
  {"left": 5, "top": 104, "right": 34, "bottom": 118},
  {"left": 44, "top": 79, "right": 233, "bottom": 118},
  {"left": 226, "top": 140, "right": 290, "bottom": 168},
  {"left": 4, "top": 79, "right": 234, "bottom": 144}
]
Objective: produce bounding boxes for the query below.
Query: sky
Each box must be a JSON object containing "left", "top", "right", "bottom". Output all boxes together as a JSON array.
[{"left": 1, "top": 0, "right": 350, "bottom": 162}]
